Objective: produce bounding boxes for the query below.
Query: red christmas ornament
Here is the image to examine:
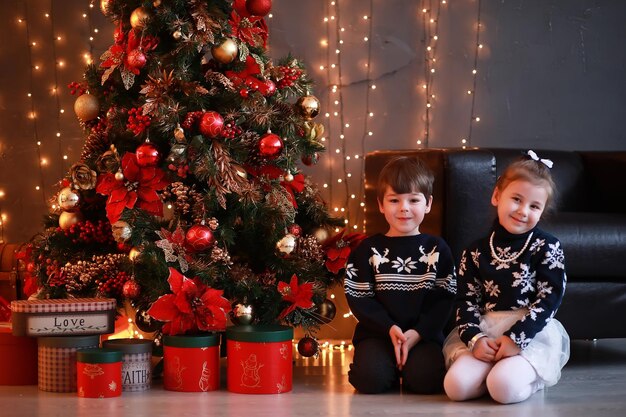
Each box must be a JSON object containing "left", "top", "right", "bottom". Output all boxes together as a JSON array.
[
  {"left": 263, "top": 79, "right": 276, "bottom": 96},
  {"left": 199, "top": 111, "right": 224, "bottom": 138},
  {"left": 126, "top": 48, "right": 147, "bottom": 70},
  {"left": 288, "top": 224, "right": 302, "bottom": 237},
  {"left": 297, "top": 336, "right": 319, "bottom": 358},
  {"left": 301, "top": 152, "right": 319, "bottom": 166},
  {"left": 246, "top": 0, "right": 272, "bottom": 16},
  {"left": 122, "top": 280, "right": 141, "bottom": 299},
  {"left": 258, "top": 132, "right": 283, "bottom": 158},
  {"left": 186, "top": 224, "right": 216, "bottom": 252},
  {"left": 136, "top": 142, "right": 160, "bottom": 166}
]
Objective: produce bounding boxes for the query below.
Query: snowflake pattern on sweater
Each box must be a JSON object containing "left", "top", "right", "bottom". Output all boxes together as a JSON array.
[
  {"left": 344, "top": 233, "right": 457, "bottom": 344},
  {"left": 456, "top": 223, "right": 566, "bottom": 349}
]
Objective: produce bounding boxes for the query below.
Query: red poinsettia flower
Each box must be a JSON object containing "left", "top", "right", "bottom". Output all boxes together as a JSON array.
[
  {"left": 251, "top": 165, "right": 305, "bottom": 208},
  {"left": 277, "top": 274, "right": 315, "bottom": 319},
  {"left": 323, "top": 229, "right": 368, "bottom": 274},
  {"left": 100, "top": 24, "right": 158, "bottom": 85},
  {"left": 96, "top": 152, "right": 169, "bottom": 224},
  {"left": 229, "top": 6, "right": 268, "bottom": 48},
  {"left": 147, "top": 268, "right": 232, "bottom": 335}
]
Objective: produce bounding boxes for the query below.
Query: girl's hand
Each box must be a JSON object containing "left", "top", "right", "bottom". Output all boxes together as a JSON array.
[
  {"left": 389, "top": 325, "right": 407, "bottom": 368},
  {"left": 494, "top": 335, "right": 521, "bottom": 361},
  {"left": 472, "top": 336, "right": 499, "bottom": 362},
  {"left": 399, "top": 329, "right": 421, "bottom": 368}
]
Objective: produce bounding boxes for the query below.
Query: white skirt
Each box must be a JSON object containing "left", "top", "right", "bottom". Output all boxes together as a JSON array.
[{"left": 443, "top": 309, "right": 570, "bottom": 387}]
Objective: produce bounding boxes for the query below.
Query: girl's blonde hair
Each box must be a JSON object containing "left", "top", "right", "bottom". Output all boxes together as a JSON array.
[{"left": 496, "top": 157, "right": 557, "bottom": 214}]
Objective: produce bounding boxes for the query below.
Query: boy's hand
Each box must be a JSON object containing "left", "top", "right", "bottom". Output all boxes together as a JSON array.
[
  {"left": 389, "top": 325, "right": 406, "bottom": 368},
  {"left": 472, "top": 336, "right": 499, "bottom": 362},
  {"left": 398, "top": 329, "right": 421, "bottom": 368},
  {"left": 494, "top": 335, "right": 521, "bottom": 361}
]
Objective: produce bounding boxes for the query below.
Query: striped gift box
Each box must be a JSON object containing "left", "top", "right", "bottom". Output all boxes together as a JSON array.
[{"left": 38, "top": 335, "right": 100, "bottom": 392}]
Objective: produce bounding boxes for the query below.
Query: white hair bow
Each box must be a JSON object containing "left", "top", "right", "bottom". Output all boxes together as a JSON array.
[{"left": 527, "top": 150, "right": 553, "bottom": 169}]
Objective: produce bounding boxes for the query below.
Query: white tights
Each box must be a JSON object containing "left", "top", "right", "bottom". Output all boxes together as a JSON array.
[{"left": 444, "top": 353, "right": 542, "bottom": 404}]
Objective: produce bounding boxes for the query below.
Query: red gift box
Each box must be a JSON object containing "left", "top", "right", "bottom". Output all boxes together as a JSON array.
[
  {"left": 77, "top": 348, "right": 122, "bottom": 398},
  {"left": 0, "top": 324, "right": 38, "bottom": 385},
  {"left": 163, "top": 334, "right": 220, "bottom": 392},
  {"left": 226, "top": 324, "right": 293, "bottom": 394}
]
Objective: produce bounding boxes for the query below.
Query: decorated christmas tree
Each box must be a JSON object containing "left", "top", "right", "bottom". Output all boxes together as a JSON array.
[{"left": 24, "top": 0, "right": 364, "bottom": 352}]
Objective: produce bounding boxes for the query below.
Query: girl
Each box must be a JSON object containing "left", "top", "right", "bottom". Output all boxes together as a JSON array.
[{"left": 443, "top": 151, "right": 570, "bottom": 404}]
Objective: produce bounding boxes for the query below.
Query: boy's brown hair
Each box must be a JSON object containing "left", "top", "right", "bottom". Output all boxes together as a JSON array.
[{"left": 376, "top": 156, "right": 434, "bottom": 202}]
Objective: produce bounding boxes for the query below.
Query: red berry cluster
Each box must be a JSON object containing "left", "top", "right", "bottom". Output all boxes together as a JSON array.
[
  {"left": 86, "top": 117, "right": 108, "bottom": 134},
  {"left": 221, "top": 121, "right": 243, "bottom": 139},
  {"left": 97, "top": 270, "right": 131, "bottom": 297},
  {"left": 168, "top": 163, "right": 189, "bottom": 178},
  {"left": 68, "top": 81, "right": 87, "bottom": 96},
  {"left": 276, "top": 67, "right": 303, "bottom": 88},
  {"left": 59, "top": 219, "right": 115, "bottom": 245},
  {"left": 127, "top": 107, "right": 151, "bottom": 135},
  {"left": 181, "top": 111, "right": 204, "bottom": 130},
  {"left": 40, "top": 258, "right": 62, "bottom": 286}
]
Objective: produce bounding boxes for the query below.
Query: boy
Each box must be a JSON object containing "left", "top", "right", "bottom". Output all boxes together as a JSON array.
[{"left": 345, "top": 156, "right": 456, "bottom": 394}]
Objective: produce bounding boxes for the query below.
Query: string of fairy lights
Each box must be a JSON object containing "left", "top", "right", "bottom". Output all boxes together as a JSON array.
[
  {"left": 464, "top": 0, "right": 483, "bottom": 148},
  {"left": 418, "top": 0, "right": 445, "bottom": 147}
]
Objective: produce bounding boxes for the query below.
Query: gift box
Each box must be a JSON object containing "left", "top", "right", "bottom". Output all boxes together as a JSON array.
[
  {"left": 11, "top": 298, "right": 116, "bottom": 337},
  {"left": 102, "top": 338, "right": 153, "bottom": 392},
  {"left": 0, "top": 324, "right": 38, "bottom": 385},
  {"left": 226, "top": 324, "right": 293, "bottom": 394},
  {"left": 38, "top": 334, "right": 100, "bottom": 392},
  {"left": 163, "top": 334, "right": 220, "bottom": 392},
  {"left": 77, "top": 348, "right": 123, "bottom": 398}
]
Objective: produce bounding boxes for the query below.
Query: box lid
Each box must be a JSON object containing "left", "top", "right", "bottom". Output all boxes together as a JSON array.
[
  {"left": 163, "top": 333, "right": 220, "bottom": 348},
  {"left": 102, "top": 338, "right": 153, "bottom": 354},
  {"left": 226, "top": 324, "right": 293, "bottom": 342},
  {"left": 77, "top": 348, "right": 123, "bottom": 363},
  {"left": 38, "top": 334, "right": 100, "bottom": 348},
  {"left": 10, "top": 298, "right": 116, "bottom": 313}
]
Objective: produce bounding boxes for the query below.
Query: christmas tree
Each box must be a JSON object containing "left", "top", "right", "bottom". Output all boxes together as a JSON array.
[{"left": 24, "top": 0, "right": 365, "bottom": 345}]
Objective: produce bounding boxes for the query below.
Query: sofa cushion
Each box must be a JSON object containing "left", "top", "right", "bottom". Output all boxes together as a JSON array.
[{"left": 541, "top": 212, "right": 626, "bottom": 280}]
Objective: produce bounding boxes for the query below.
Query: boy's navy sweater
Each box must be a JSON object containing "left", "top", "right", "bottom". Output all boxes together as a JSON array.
[{"left": 344, "top": 233, "right": 457, "bottom": 345}]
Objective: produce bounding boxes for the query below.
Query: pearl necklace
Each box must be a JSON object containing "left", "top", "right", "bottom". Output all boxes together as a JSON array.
[{"left": 489, "top": 231, "right": 534, "bottom": 264}]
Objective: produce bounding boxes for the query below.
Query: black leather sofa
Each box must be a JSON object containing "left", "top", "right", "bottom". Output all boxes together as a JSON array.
[{"left": 364, "top": 148, "right": 626, "bottom": 340}]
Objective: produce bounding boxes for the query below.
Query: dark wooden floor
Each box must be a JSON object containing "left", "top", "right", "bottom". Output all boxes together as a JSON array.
[{"left": 1, "top": 338, "right": 625, "bottom": 416}]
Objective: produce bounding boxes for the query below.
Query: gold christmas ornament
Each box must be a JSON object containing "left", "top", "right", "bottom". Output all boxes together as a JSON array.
[
  {"left": 114, "top": 171, "right": 124, "bottom": 181},
  {"left": 284, "top": 172, "right": 294, "bottom": 182},
  {"left": 111, "top": 220, "right": 132, "bottom": 243},
  {"left": 211, "top": 38, "right": 238, "bottom": 64},
  {"left": 74, "top": 94, "right": 100, "bottom": 122},
  {"left": 59, "top": 211, "right": 83, "bottom": 230},
  {"left": 276, "top": 233, "right": 297, "bottom": 255},
  {"left": 58, "top": 187, "right": 80, "bottom": 211},
  {"left": 173, "top": 30, "right": 183, "bottom": 40},
  {"left": 295, "top": 95, "right": 321, "bottom": 120},
  {"left": 313, "top": 227, "right": 329, "bottom": 244},
  {"left": 129, "top": 247, "right": 142, "bottom": 261},
  {"left": 174, "top": 125, "right": 186, "bottom": 142},
  {"left": 130, "top": 6, "right": 151, "bottom": 30},
  {"left": 231, "top": 303, "right": 255, "bottom": 325}
]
